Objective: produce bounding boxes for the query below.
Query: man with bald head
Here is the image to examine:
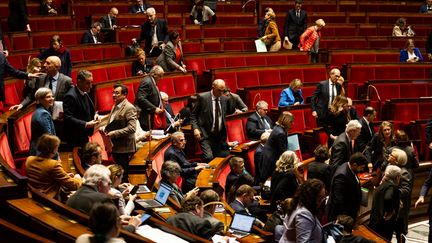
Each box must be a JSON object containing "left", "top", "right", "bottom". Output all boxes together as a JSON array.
[
  {"left": 311, "top": 68, "right": 342, "bottom": 126},
  {"left": 10, "top": 55, "right": 72, "bottom": 111},
  {"left": 100, "top": 7, "right": 118, "bottom": 42},
  {"left": 191, "top": 79, "right": 234, "bottom": 161}
]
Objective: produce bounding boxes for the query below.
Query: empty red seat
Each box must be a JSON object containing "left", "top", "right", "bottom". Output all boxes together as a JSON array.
[
  {"left": 226, "top": 119, "right": 247, "bottom": 144},
  {"left": 0, "top": 133, "right": 15, "bottom": 169}
]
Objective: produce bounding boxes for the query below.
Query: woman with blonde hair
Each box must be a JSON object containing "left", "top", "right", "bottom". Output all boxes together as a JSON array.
[
  {"left": 299, "top": 19, "right": 325, "bottom": 63},
  {"left": 107, "top": 164, "right": 136, "bottom": 215},
  {"left": 366, "top": 121, "right": 396, "bottom": 170},
  {"left": 131, "top": 48, "right": 152, "bottom": 76},
  {"left": 270, "top": 151, "right": 302, "bottom": 210},
  {"left": 326, "top": 95, "right": 349, "bottom": 147},
  {"left": 399, "top": 39, "right": 423, "bottom": 62},
  {"left": 278, "top": 78, "right": 304, "bottom": 107},
  {"left": 261, "top": 11, "right": 281, "bottom": 52}
]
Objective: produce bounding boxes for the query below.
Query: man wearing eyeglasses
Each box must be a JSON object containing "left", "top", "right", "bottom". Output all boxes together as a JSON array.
[{"left": 246, "top": 100, "right": 273, "bottom": 140}]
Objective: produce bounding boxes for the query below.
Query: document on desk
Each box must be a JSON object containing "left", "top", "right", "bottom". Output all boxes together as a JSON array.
[
  {"left": 136, "top": 225, "right": 188, "bottom": 243},
  {"left": 151, "top": 130, "right": 169, "bottom": 140}
]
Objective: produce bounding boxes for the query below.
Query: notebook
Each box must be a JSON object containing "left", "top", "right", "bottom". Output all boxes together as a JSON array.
[
  {"left": 136, "top": 183, "right": 172, "bottom": 209},
  {"left": 229, "top": 213, "right": 255, "bottom": 238}
]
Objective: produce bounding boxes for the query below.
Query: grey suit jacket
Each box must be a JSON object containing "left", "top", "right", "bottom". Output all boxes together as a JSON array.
[
  {"left": 156, "top": 40, "right": 184, "bottom": 72},
  {"left": 135, "top": 75, "right": 161, "bottom": 130},
  {"left": 21, "top": 73, "right": 72, "bottom": 107},
  {"left": 105, "top": 99, "right": 137, "bottom": 153}
]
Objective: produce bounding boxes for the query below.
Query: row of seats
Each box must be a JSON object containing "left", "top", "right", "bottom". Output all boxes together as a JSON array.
[
  {"left": 366, "top": 80, "right": 432, "bottom": 101},
  {"left": 307, "top": 12, "right": 432, "bottom": 25}
]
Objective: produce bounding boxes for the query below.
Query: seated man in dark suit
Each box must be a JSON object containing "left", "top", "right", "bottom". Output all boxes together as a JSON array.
[
  {"left": 99, "top": 7, "right": 118, "bottom": 42},
  {"left": 225, "top": 157, "right": 254, "bottom": 202},
  {"left": 357, "top": 106, "right": 376, "bottom": 153},
  {"left": 246, "top": 100, "right": 273, "bottom": 140},
  {"left": 81, "top": 22, "right": 102, "bottom": 44},
  {"left": 229, "top": 184, "right": 265, "bottom": 227},
  {"left": 160, "top": 92, "right": 183, "bottom": 133},
  {"left": 200, "top": 189, "right": 224, "bottom": 235},
  {"left": 164, "top": 131, "right": 207, "bottom": 192},
  {"left": 128, "top": 0, "right": 150, "bottom": 13},
  {"left": 167, "top": 195, "right": 218, "bottom": 240},
  {"left": 307, "top": 145, "right": 331, "bottom": 192}
]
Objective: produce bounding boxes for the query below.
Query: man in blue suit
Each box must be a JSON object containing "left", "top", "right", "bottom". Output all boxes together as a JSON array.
[{"left": 419, "top": 0, "right": 432, "bottom": 13}]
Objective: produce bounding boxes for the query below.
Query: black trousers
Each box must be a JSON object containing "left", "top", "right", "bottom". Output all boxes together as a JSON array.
[
  {"left": 112, "top": 152, "right": 133, "bottom": 183},
  {"left": 200, "top": 132, "right": 229, "bottom": 162}
]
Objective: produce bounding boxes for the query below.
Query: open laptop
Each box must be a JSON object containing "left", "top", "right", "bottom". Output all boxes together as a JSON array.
[
  {"left": 131, "top": 169, "right": 158, "bottom": 194},
  {"left": 136, "top": 183, "right": 172, "bottom": 209},
  {"left": 229, "top": 213, "right": 256, "bottom": 238}
]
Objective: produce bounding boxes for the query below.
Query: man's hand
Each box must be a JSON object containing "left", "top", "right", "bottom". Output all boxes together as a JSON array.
[
  {"left": 194, "top": 128, "right": 201, "bottom": 140},
  {"left": 132, "top": 38, "right": 137, "bottom": 44},
  {"left": 186, "top": 187, "right": 200, "bottom": 198},
  {"left": 179, "top": 66, "right": 187, "bottom": 73},
  {"left": 155, "top": 107, "right": 163, "bottom": 114},
  {"left": 195, "top": 164, "right": 206, "bottom": 171},
  {"left": 85, "top": 120, "right": 100, "bottom": 128},
  {"left": 234, "top": 109, "right": 243, "bottom": 114},
  {"left": 28, "top": 73, "right": 43, "bottom": 78},
  {"left": 9, "top": 104, "right": 23, "bottom": 111},
  {"left": 312, "top": 111, "right": 317, "bottom": 117},
  {"left": 428, "top": 53, "right": 432, "bottom": 60},
  {"left": 415, "top": 196, "right": 425, "bottom": 208}
]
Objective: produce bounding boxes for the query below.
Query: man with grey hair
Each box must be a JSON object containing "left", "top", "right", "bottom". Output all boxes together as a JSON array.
[
  {"left": 191, "top": 79, "right": 235, "bottom": 161},
  {"left": 311, "top": 68, "right": 342, "bottom": 126},
  {"left": 246, "top": 100, "right": 273, "bottom": 140},
  {"left": 135, "top": 65, "right": 164, "bottom": 130},
  {"left": 81, "top": 22, "right": 102, "bottom": 44},
  {"left": 160, "top": 91, "right": 183, "bottom": 133},
  {"left": 164, "top": 131, "right": 207, "bottom": 192},
  {"left": 99, "top": 7, "right": 118, "bottom": 42},
  {"left": 330, "top": 119, "right": 361, "bottom": 170},
  {"left": 64, "top": 70, "right": 99, "bottom": 148},
  {"left": 10, "top": 55, "right": 72, "bottom": 111},
  {"left": 200, "top": 189, "right": 224, "bottom": 234}
]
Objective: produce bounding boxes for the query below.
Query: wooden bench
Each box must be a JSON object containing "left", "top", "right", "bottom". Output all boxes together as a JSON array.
[
  {"left": 0, "top": 218, "right": 55, "bottom": 243},
  {"left": 0, "top": 152, "right": 28, "bottom": 200}
]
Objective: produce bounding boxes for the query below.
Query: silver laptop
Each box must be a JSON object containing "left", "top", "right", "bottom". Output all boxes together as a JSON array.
[
  {"left": 229, "top": 213, "right": 255, "bottom": 238},
  {"left": 136, "top": 183, "right": 172, "bottom": 209}
]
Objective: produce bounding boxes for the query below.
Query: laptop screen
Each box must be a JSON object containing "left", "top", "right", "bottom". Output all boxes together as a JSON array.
[
  {"left": 230, "top": 213, "right": 255, "bottom": 232},
  {"left": 155, "top": 183, "right": 172, "bottom": 205}
]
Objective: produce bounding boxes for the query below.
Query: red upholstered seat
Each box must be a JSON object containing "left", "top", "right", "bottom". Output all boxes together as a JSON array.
[
  {"left": 173, "top": 76, "right": 196, "bottom": 96},
  {"left": 183, "top": 42, "right": 202, "bottom": 53},
  {"left": 373, "top": 84, "right": 400, "bottom": 100},
  {"left": 258, "top": 70, "right": 281, "bottom": 86},
  {"left": 95, "top": 87, "right": 115, "bottom": 113},
  {"left": 11, "top": 35, "right": 32, "bottom": 50},
  {"left": 280, "top": 69, "right": 304, "bottom": 83},
  {"left": 289, "top": 109, "right": 306, "bottom": 134},
  {"left": 152, "top": 143, "right": 171, "bottom": 184},
  {"left": 103, "top": 46, "right": 122, "bottom": 59},
  {"left": 303, "top": 68, "right": 327, "bottom": 83},
  {"left": 13, "top": 111, "right": 33, "bottom": 155},
  {"left": 216, "top": 72, "right": 237, "bottom": 92},
  {"left": 226, "top": 57, "right": 246, "bottom": 68},
  {"left": 0, "top": 133, "right": 15, "bottom": 169},
  {"left": 237, "top": 71, "right": 259, "bottom": 88},
  {"left": 206, "top": 58, "right": 227, "bottom": 70},
  {"left": 170, "top": 100, "right": 185, "bottom": 115},
  {"left": 4, "top": 82, "right": 21, "bottom": 107},
  {"left": 108, "top": 66, "right": 128, "bottom": 80},
  {"left": 91, "top": 69, "right": 109, "bottom": 84},
  {"left": 419, "top": 102, "right": 432, "bottom": 120},
  {"left": 185, "top": 59, "right": 206, "bottom": 76},
  {"left": 158, "top": 78, "right": 175, "bottom": 97},
  {"left": 246, "top": 56, "right": 265, "bottom": 66},
  {"left": 246, "top": 148, "right": 256, "bottom": 177},
  {"left": 84, "top": 48, "right": 103, "bottom": 61},
  {"left": 226, "top": 119, "right": 246, "bottom": 144},
  {"left": 392, "top": 103, "right": 419, "bottom": 122},
  {"left": 70, "top": 49, "right": 84, "bottom": 62},
  {"left": 375, "top": 67, "right": 399, "bottom": 79},
  {"left": 216, "top": 163, "right": 231, "bottom": 197},
  {"left": 89, "top": 131, "right": 110, "bottom": 161}
]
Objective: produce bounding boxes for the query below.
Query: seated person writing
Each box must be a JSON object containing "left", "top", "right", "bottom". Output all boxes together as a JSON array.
[
  {"left": 278, "top": 78, "right": 304, "bottom": 107},
  {"left": 400, "top": 39, "right": 423, "bottom": 62}
]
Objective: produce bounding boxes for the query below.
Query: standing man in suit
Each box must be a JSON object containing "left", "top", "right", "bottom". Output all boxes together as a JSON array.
[
  {"left": 133, "top": 7, "right": 169, "bottom": 57},
  {"left": 330, "top": 119, "right": 362, "bottom": 172},
  {"left": 63, "top": 70, "right": 99, "bottom": 148},
  {"left": 135, "top": 65, "right": 164, "bottom": 131},
  {"left": 311, "top": 68, "right": 342, "bottom": 127},
  {"left": 283, "top": 0, "right": 307, "bottom": 50},
  {"left": 81, "top": 22, "right": 102, "bottom": 44},
  {"left": 129, "top": 0, "right": 150, "bottom": 14},
  {"left": 246, "top": 100, "right": 273, "bottom": 140},
  {"left": 191, "top": 79, "right": 234, "bottom": 162},
  {"left": 10, "top": 56, "right": 72, "bottom": 111},
  {"left": 357, "top": 106, "right": 376, "bottom": 153},
  {"left": 99, "top": 7, "right": 118, "bottom": 43},
  {"left": 103, "top": 84, "right": 137, "bottom": 183},
  {"left": 0, "top": 26, "right": 8, "bottom": 57},
  {"left": 327, "top": 153, "right": 368, "bottom": 222}
]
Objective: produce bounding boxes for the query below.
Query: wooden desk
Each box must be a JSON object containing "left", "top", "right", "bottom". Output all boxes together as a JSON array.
[
  {"left": 353, "top": 225, "right": 388, "bottom": 243},
  {"left": 196, "top": 156, "right": 231, "bottom": 189},
  {"left": 129, "top": 137, "right": 171, "bottom": 174},
  {"left": 0, "top": 156, "right": 27, "bottom": 200}
]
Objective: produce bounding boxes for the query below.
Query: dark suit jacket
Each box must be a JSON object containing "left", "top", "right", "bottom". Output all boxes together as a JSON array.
[
  {"left": 284, "top": 9, "right": 307, "bottom": 42},
  {"left": 229, "top": 199, "right": 249, "bottom": 215},
  {"left": 0, "top": 52, "right": 28, "bottom": 101},
  {"left": 63, "top": 87, "right": 95, "bottom": 147},
  {"left": 419, "top": 4, "right": 432, "bottom": 13},
  {"left": 426, "top": 118, "right": 432, "bottom": 145},
  {"left": 307, "top": 161, "right": 331, "bottom": 191},
  {"left": 99, "top": 15, "right": 117, "bottom": 42},
  {"left": 246, "top": 112, "right": 273, "bottom": 140},
  {"left": 254, "top": 144, "right": 264, "bottom": 178},
  {"left": 260, "top": 125, "right": 287, "bottom": 183},
  {"left": 81, "top": 30, "right": 99, "bottom": 44},
  {"left": 420, "top": 168, "right": 432, "bottom": 214},
  {"left": 135, "top": 75, "right": 160, "bottom": 130},
  {"left": 138, "top": 19, "right": 169, "bottom": 56},
  {"left": 330, "top": 132, "right": 355, "bottom": 171},
  {"left": 156, "top": 40, "right": 184, "bottom": 72},
  {"left": 131, "top": 59, "right": 152, "bottom": 76},
  {"left": 66, "top": 184, "right": 112, "bottom": 214},
  {"left": 326, "top": 162, "right": 362, "bottom": 221},
  {"left": 128, "top": 3, "right": 150, "bottom": 13},
  {"left": 190, "top": 91, "right": 230, "bottom": 139},
  {"left": 21, "top": 73, "right": 72, "bottom": 108},
  {"left": 311, "top": 80, "right": 342, "bottom": 123},
  {"left": 167, "top": 212, "right": 216, "bottom": 240},
  {"left": 270, "top": 170, "right": 298, "bottom": 210},
  {"left": 38, "top": 48, "right": 72, "bottom": 77},
  {"left": 30, "top": 105, "right": 56, "bottom": 155},
  {"left": 357, "top": 117, "right": 375, "bottom": 153},
  {"left": 368, "top": 180, "right": 400, "bottom": 231},
  {"left": 105, "top": 99, "right": 137, "bottom": 153},
  {"left": 164, "top": 145, "right": 197, "bottom": 192},
  {"left": 427, "top": 31, "right": 432, "bottom": 55}
]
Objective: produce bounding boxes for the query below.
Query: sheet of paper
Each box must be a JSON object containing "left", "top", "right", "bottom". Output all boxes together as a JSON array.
[
  {"left": 255, "top": 39, "right": 268, "bottom": 53},
  {"left": 136, "top": 225, "right": 188, "bottom": 243}
]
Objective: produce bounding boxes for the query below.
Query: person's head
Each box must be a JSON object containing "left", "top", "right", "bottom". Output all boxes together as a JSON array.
[
  {"left": 91, "top": 22, "right": 102, "bottom": 34},
  {"left": 382, "top": 165, "right": 402, "bottom": 185},
  {"left": 76, "top": 70, "right": 93, "bottom": 93},
  {"left": 161, "top": 160, "right": 181, "bottom": 184},
  {"left": 276, "top": 111, "right": 294, "bottom": 132},
  {"left": 379, "top": 121, "right": 394, "bottom": 141},
  {"left": 135, "top": 0, "right": 143, "bottom": 5},
  {"left": 112, "top": 83, "right": 128, "bottom": 105},
  {"left": 27, "top": 58, "right": 42, "bottom": 73},
  {"left": 330, "top": 95, "right": 348, "bottom": 114},
  {"left": 294, "top": 0, "right": 302, "bottom": 11},
  {"left": 43, "top": 56, "right": 61, "bottom": 76},
  {"left": 348, "top": 152, "right": 368, "bottom": 173},
  {"left": 223, "top": 87, "right": 232, "bottom": 97},
  {"left": 264, "top": 7, "right": 274, "bottom": 16},
  {"left": 345, "top": 119, "right": 362, "bottom": 140},
  {"left": 37, "top": 134, "right": 61, "bottom": 158},
  {"left": 336, "top": 215, "right": 355, "bottom": 234},
  {"left": 428, "top": 0, "right": 432, "bottom": 6},
  {"left": 405, "top": 38, "right": 415, "bottom": 51},
  {"left": 211, "top": 79, "right": 226, "bottom": 98},
  {"left": 229, "top": 156, "right": 245, "bottom": 175},
  {"left": 135, "top": 48, "right": 146, "bottom": 64},
  {"left": 394, "top": 129, "right": 410, "bottom": 147},
  {"left": 109, "top": 7, "right": 118, "bottom": 18},
  {"left": 44, "top": 0, "right": 53, "bottom": 5},
  {"left": 171, "top": 131, "right": 187, "bottom": 150},
  {"left": 289, "top": 78, "right": 303, "bottom": 93},
  {"left": 107, "top": 164, "right": 124, "bottom": 188},
  {"left": 255, "top": 100, "right": 269, "bottom": 117},
  {"left": 265, "top": 11, "right": 276, "bottom": 21},
  {"left": 200, "top": 189, "right": 220, "bottom": 214},
  {"left": 314, "top": 145, "right": 329, "bottom": 163},
  {"left": 50, "top": 35, "right": 63, "bottom": 51},
  {"left": 34, "top": 87, "right": 54, "bottom": 108},
  {"left": 315, "top": 19, "right": 326, "bottom": 31},
  {"left": 83, "top": 164, "right": 111, "bottom": 194},
  {"left": 260, "top": 131, "right": 271, "bottom": 144},
  {"left": 149, "top": 65, "right": 164, "bottom": 82},
  {"left": 294, "top": 179, "right": 325, "bottom": 215},
  {"left": 235, "top": 184, "right": 255, "bottom": 207},
  {"left": 89, "top": 203, "right": 121, "bottom": 241},
  {"left": 363, "top": 106, "right": 376, "bottom": 122},
  {"left": 275, "top": 151, "right": 299, "bottom": 173},
  {"left": 82, "top": 142, "right": 103, "bottom": 166},
  {"left": 329, "top": 68, "right": 341, "bottom": 84},
  {"left": 395, "top": 17, "right": 407, "bottom": 29},
  {"left": 337, "top": 76, "right": 345, "bottom": 86},
  {"left": 169, "top": 30, "right": 181, "bottom": 45},
  {"left": 160, "top": 91, "right": 169, "bottom": 107},
  {"left": 180, "top": 195, "right": 204, "bottom": 217},
  {"left": 388, "top": 148, "right": 407, "bottom": 167},
  {"left": 146, "top": 7, "right": 156, "bottom": 23}
]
